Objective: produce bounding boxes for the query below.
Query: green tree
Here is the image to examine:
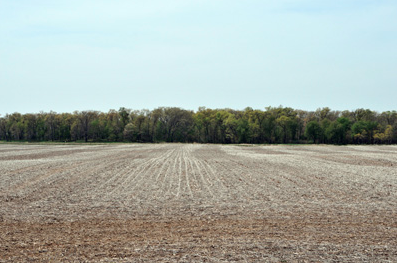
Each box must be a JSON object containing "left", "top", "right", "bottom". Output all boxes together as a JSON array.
[
  {"left": 237, "top": 117, "right": 251, "bottom": 143},
  {"left": 118, "top": 107, "right": 130, "bottom": 130},
  {"left": 23, "top": 114, "right": 38, "bottom": 141},
  {"left": 59, "top": 113, "right": 74, "bottom": 141},
  {"left": 0, "top": 117, "right": 6, "bottom": 141},
  {"left": 123, "top": 123, "right": 136, "bottom": 142},
  {"left": 263, "top": 111, "right": 276, "bottom": 143},
  {"left": 106, "top": 110, "right": 124, "bottom": 141},
  {"left": 223, "top": 112, "right": 238, "bottom": 143},
  {"left": 194, "top": 107, "right": 215, "bottom": 143},
  {"left": 153, "top": 107, "right": 194, "bottom": 142},
  {"left": 276, "top": 116, "right": 293, "bottom": 143},
  {"left": 45, "top": 111, "right": 59, "bottom": 141},
  {"left": 351, "top": 121, "right": 378, "bottom": 144},
  {"left": 7, "top": 113, "right": 23, "bottom": 140},
  {"left": 76, "top": 111, "right": 99, "bottom": 142},
  {"left": 324, "top": 117, "right": 351, "bottom": 144},
  {"left": 374, "top": 125, "right": 393, "bottom": 144},
  {"left": 319, "top": 119, "right": 331, "bottom": 143},
  {"left": 305, "top": 121, "right": 321, "bottom": 143}
]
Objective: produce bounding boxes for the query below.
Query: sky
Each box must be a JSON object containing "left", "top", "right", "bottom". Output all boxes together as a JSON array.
[{"left": 1, "top": 0, "right": 396, "bottom": 115}]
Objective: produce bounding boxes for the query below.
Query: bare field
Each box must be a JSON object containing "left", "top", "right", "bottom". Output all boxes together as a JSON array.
[{"left": 1, "top": 143, "right": 397, "bottom": 262}]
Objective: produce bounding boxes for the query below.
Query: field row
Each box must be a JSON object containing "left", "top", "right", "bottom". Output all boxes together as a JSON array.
[{"left": 1, "top": 144, "right": 397, "bottom": 261}]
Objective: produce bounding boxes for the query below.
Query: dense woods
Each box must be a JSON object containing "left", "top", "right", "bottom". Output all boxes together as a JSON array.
[{"left": 1, "top": 107, "right": 396, "bottom": 144}]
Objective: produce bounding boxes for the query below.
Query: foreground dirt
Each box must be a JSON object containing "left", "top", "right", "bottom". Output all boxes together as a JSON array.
[{"left": 0, "top": 144, "right": 396, "bottom": 262}]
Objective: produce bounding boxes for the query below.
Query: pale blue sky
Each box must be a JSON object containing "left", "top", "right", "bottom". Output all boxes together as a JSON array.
[{"left": 1, "top": 0, "right": 396, "bottom": 115}]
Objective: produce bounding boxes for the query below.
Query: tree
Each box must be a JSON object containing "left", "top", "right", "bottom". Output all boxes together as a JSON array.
[
  {"left": 45, "top": 111, "right": 59, "bottom": 141},
  {"left": 384, "top": 125, "right": 393, "bottom": 144},
  {"left": 23, "top": 114, "right": 38, "bottom": 141},
  {"left": 0, "top": 117, "right": 6, "bottom": 141},
  {"left": 315, "top": 107, "right": 331, "bottom": 121},
  {"left": 153, "top": 107, "right": 194, "bottom": 142},
  {"left": 118, "top": 107, "right": 130, "bottom": 130},
  {"left": 194, "top": 107, "right": 215, "bottom": 143},
  {"left": 223, "top": 112, "right": 238, "bottom": 143},
  {"left": 392, "top": 123, "right": 397, "bottom": 143},
  {"left": 380, "top": 111, "right": 397, "bottom": 126},
  {"left": 324, "top": 117, "right": 351, "bottom": 144},
  {"left": 353, "top": 108, "right": 375, "bottom": 122},
  {"left": 325, "top": 121, "right": 344, "bottom": 144},
  {"left": 59, "top": 113, "right": 74, "bottom": 141},
  {"left": 263, "top": 111, "right": 276, "bottom": 143},
  {"left": 276, "top": 116, "right": 293, "bottom": 143},
  {"left": 123, "top": 123, "right": 136, "bottom": 142},
  {"left": 130, "top": 110, "right": 152, "bottom": 142},
  {"left": 7, "top": 113, "right": 24, "bottom": 140},
  {"left": 237, "top": 117, "right": 251, "bottom": 143},
  {"left": 76, "top": 111, "right": 99, "bottom": 142},
  {"left": 106, "top": 110, "right": 124, "bottom": 141},
  {"left": 247, "top": 110, "right": 267, "bottom": 143},
  {"left": 374, "top": 125, "right": 393, "bottom": 144},
  {"left": 0, "top": 107, "right": 394, "bottom": 145},
  {"left": 319, "top": 119, "right": 331, "bottom": 143},
  {"left": 351, "top": 121, "right": 378, "bottom": 144},
  {"left": 305, "top": 121, "right": 321, "bottom": 143}
]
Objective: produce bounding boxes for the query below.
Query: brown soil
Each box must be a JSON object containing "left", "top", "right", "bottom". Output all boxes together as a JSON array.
[{"left": 1, "top": 144, "right": 396, "bottom": 262}]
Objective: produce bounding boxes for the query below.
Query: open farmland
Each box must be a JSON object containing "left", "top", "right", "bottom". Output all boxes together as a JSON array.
[{"left": 0, "top": 143, "right": 397, "bottom": 262}]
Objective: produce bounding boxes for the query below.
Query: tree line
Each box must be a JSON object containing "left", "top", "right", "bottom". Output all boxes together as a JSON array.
[{"left": 1, "top": 107, "right": 396, "bottom": 144}]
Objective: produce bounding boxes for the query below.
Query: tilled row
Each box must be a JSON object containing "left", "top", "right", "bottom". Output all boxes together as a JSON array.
[{"left": 1, "top": 143, "right": 397, "bottom": 261}]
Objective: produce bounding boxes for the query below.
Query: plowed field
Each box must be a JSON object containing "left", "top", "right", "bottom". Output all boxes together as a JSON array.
[{"left": 1, "top": 144, "right": 397, "bottom": 262}]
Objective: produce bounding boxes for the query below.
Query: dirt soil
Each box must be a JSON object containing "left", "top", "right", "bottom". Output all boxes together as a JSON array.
[{"left": 0, "top": 143, "right": 396, "bottom": 262}]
